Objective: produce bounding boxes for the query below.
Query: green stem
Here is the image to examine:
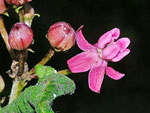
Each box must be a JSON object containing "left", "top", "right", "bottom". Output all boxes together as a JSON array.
[
  {"left": 0, "top": 16, "right": 15, "bottom": 59},
  {"left": 17, "top": 51, "right": 25, "bottom": 77},
  {"left": 29, "top": 49, "right": 55, "bottom": 75},
  {"left": 19, "top": 9, "right": 24, "bottom": 22},
  {"left": 58, "top": 69, "right": 72, "bottom": 75},
  {"left": 8, "top": 78, "right": 26, "bottom": 104},
  {"left": 39, "top": 49, "right": 55, "bottom": 65}
]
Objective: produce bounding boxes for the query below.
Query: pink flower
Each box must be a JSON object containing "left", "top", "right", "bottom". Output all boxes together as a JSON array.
[
  {"left": 6, "top": 0, "right": 32, "bottom": 6},
  {"left": 67, "top": 26, "right": 130, "bottom": 93}
]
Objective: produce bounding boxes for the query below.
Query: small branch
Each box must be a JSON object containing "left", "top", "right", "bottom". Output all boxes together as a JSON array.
[
  {"left": 29, "top": 49, "right": 55, "bottom": 75},
  {"left": 19, "top": 9, "right": 24, "bottom": 23},
  {"left": 8, "top": 77, "right": 26, "bottom": 104},
  {"left": 58, "top": 69, "right": 72, "bottom": 75},
  {"left": 38, "top": 49, "right": 55, "bottom": 65},
  {"left": 0, "top": 16, "right": 15, "bottom": 59},
  {"left": 17, "top": 51, "right": 25, "bottom": 77},
  {"left": 8, "top": 51, "right": 27, "bottom": 104}
]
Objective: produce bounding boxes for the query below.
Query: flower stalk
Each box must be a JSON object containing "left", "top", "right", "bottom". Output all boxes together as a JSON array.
[
  {"left": 17, "top": 51, "right": 26, "bottom": 77},
  {"left": 8, "top": 51, "right": 27, "bottom": 104},
  {"left": 38, "top": 49, "right": 55, "bottom": 65},
  {"left": 0, "top": 17, "right": 15, "bottom": 59},
  {"left": 8, "top": 77, "right": 26, "bottom": 104},
  {"left": 29, "top": 49, "right": 55, "bottom": 75},
  {"left": 58, "top": 69, "right": 71, "bottom": 75},
  {"left": 0, "top": 75, "right": 5, "bottom": 93},
  {"left": 19, "top": 8, "right": 24, "bottom": 22}
]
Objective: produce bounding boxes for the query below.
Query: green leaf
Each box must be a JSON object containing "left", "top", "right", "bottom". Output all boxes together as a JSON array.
[
  {"left": 0, "top": 65, "right": 75, "bottom": 113},
  {"left": 35, "top": 64, "right": 56, "bottom": 78}
]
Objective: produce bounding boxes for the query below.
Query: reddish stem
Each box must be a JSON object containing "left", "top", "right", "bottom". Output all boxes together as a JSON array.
[{"left": 0, "top": 16, "right": 15, "bottom": 59}]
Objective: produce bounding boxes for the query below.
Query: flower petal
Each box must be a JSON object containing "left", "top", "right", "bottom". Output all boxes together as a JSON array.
[
  {"left": 116, "top": 38, "right": 130, "bottom": 49},
  {"left": 106, "top": 66, "right": 125, "bottom": 80},
  {"left": 110, "top": 28, "right": 120, "bottom": 40},
  {"left": 97, "top": 31, "right": 112, "bottom": 49},
  {"left": 88, "top": 60, "right": 107, "bottom": 93},
  {"left": 97, "top": 28, "right": 120, "bottom": 49},
  {"left": 112, "top": 49, "right": 130, "bottom": 62},
  {"left": 76, "top": 26, "right": 96, "bottom": 51},
  {"left": 102, "top": 43, "right": 120, "bottom": 60},
  {"left": 67, "top": 52, "right": 98, "bottom": 73}
]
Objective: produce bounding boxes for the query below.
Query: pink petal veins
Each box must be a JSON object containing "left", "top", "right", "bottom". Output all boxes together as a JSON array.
[
  {"left": 76, "top": 26, "right": 96, "bottom": 51},
  {"left": 106, "top": 66, "right": 125, "bottom": 80},
  {"left": 116, "top": 38, "right": 130, "bottom": 49},
  {"left": 88, "top": 60, "right": 107, "bottom": 93},
  {"left": 112, "top": 49, "right": 130, "bottom": 62},
  {"left": 67, "top": 52, "right": 98, "bottom": 73}
]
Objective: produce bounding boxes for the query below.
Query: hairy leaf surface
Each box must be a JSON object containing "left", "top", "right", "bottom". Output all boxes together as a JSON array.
[{"left": 0, "top": 65, "right": 75, "bottom": 113}]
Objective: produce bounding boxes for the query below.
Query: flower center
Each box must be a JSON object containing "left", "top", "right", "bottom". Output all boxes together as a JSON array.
[{"left": 97, "top": 49, "right": 103, "bottom": 58}]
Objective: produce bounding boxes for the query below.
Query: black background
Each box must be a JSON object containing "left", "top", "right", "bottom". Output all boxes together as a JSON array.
[{"left": 0, "top": 0, "right": 150, "bottom": 113}]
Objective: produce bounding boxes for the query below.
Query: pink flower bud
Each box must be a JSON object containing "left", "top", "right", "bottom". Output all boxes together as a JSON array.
[
  {"left": 8, "top": 22, "right": 33, "bottom": 50},
  {"left": 47, "top": 21, "right": 76, "bottom": 51},
  {"left": 6, "top": 0, "right": 32, "bottom": 6},
  {"left": 0, "top": 0, "right": 7, "bottom": 14}
]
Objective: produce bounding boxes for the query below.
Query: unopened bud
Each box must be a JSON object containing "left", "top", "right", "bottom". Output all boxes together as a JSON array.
[
  {"left": 24, "top": 3, "right": 34, "bottom": 27},
  {"left": 0, "top": 75, "right": 5, "bottom": 93},
  {"left": 6, "top": 0, "right": 32, "bottom": 6},
  {"left": 0, "top": 0, "right": 7, "bottom": 14},
  {"left": 8, "top": 22, "right": 33, "bottom": 50},
  {"left": 47, "top": 21, "right": 75, "bottom": 51}
]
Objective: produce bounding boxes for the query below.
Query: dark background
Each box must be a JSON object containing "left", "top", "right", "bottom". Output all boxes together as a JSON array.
[{"left": 0, "top": 0, "right": 150, "bottom": 113}]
